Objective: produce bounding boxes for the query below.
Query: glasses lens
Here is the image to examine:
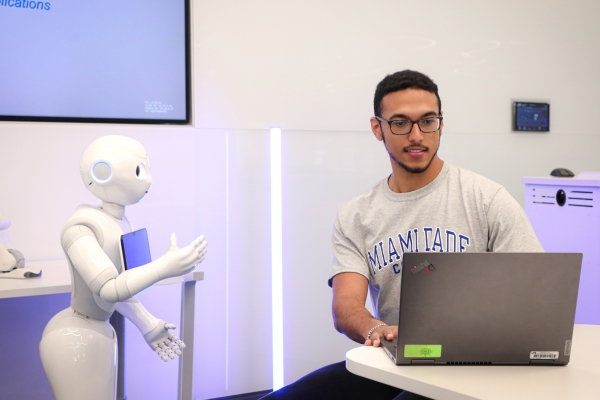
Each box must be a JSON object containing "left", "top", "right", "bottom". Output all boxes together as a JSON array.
[
  {"left": 418, "top": 117, "right": 440, "bottom": 133},
  {"left": 390, "top": 120, "right": 412, "bottom": 135}
]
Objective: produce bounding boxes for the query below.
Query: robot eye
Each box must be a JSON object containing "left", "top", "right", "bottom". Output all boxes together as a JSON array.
[{"left": 136, "top": 163, "right": 147, "bottom": 179}]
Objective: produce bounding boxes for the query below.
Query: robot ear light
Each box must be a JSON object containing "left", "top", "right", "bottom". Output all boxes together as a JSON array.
[{"left": 91, "top": 161, "right": 113, "bottom": 184}]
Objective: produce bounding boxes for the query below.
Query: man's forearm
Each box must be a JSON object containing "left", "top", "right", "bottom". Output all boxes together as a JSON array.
[{"left": 333, "top": 297, "right": 384, "bottom": 344}]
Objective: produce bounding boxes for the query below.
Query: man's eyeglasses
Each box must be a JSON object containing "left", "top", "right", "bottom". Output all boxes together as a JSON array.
[{"left": 375, "top": 116, "right": 443, "bottom": 135}]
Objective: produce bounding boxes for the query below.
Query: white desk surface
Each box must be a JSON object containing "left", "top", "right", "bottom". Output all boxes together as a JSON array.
[
  {"left": 346, "top": 324, "right": 600, "bottom": 400},
  {"left": 0, "top": 259, "right": 204, "bottom": 299}
]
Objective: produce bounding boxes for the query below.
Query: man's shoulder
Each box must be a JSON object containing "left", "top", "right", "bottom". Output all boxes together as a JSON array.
[{"left": 448, "top": 164, "right": 503, "bottom": 194}]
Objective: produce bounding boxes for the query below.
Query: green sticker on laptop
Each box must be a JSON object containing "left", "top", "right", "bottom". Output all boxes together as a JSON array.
[{"left": 404, "top": 345, "right": 442, "bottom": 358}]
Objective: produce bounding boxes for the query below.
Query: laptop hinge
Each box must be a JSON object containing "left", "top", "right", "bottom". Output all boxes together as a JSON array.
[
  {"left": 411, "top": 359, "right": 435, "bottom": 365},
  {"left": 530, "top": 359, "right": 556, "bottom": 365}
]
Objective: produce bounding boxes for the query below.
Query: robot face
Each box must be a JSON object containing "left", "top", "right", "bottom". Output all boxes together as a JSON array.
[{"left": 80, "top": 135, "right": 152, "bottom": 206}]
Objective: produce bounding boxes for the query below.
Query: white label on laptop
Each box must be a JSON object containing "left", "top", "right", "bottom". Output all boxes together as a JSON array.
[
  {"left": 564, "top": 340, "right": 572, "bottom": 356},
  {"left": 530, "top": 351, "right": 559, "bottom": 360}
]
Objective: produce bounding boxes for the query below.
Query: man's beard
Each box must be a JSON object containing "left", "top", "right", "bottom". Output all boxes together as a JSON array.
[
  {"left": 383, "top": 136, "right": 440, "bottom": 174},
  {"left": 390, "top": 147, "right": 439, "bottom": 174}
]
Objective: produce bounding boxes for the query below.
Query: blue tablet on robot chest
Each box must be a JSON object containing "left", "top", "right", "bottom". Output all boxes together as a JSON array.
[{"left": 120, "top": 228, "right": 152, "bottom": 270}]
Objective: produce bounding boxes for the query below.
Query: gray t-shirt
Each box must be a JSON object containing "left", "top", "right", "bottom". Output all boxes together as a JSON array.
[{"left": 329, "top": 163, "right": 543, "bottom": 326}]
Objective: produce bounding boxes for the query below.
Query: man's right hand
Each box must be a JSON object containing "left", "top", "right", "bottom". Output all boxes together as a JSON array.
[{"left": 364, "top": 325, "right": 398, "bottom": 347}]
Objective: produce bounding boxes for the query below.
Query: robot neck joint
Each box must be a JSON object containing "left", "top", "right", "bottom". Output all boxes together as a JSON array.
[{"left": 102, "top": 202, "right": 125, "bottom": 220}]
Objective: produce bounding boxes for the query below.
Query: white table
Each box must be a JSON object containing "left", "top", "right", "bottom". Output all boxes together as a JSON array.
[
  {"left": 346, "top": 324, "right": 600, "bottom": 400},
  {"left": 0, "top": 260, "right": 204, "bottom": 400}
]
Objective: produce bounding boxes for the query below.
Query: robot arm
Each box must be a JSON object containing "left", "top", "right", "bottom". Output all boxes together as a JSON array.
[
  {"left": 0, "top": 244, "right": 17, "bottom": 272},
  {"left": 0, "top": 213, "right": 23, "bottom": 273},
  {"left": 63, "top": 225, "right": 207, "bottom": 303},
  {"left": 116, "top": 298, "right": 186, "bottom": 362}
]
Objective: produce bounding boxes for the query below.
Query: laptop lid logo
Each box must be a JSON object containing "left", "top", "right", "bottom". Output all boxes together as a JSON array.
[{"left": 411, "top": 260, "right": 436, "bottom": 275}]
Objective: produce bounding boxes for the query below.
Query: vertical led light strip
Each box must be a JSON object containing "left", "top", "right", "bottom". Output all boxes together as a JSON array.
[
  {"left": 225, "top": 131, "right": 230, "bottom": 391},
  {"left": 270, "top": 127, "right": 284, "bottom": 391}
]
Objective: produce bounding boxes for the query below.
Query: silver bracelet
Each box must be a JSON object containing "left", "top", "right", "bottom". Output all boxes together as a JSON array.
[{"left": 366, "top": 323, "right": 387, "bottom": 340}]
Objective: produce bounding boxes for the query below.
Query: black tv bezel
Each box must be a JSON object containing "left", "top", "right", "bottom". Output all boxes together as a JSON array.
[
  {"left": 0, "top": 0, "right": 191, "bottom": 126},
  {"left": 512, "top": 101, "right": 550, "bottom": 132}
]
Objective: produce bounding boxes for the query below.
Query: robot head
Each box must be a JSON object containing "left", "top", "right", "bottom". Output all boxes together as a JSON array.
[{"left": 80, "top": 135, "right": 152, "bottom": 206}]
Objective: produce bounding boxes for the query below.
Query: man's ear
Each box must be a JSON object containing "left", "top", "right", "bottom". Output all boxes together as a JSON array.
[
  {"left": 370, "top": 117, "right": 384, "bottom": 142},
  {"left": 439, "top": 111, "right": 444, "bottom": 138}
]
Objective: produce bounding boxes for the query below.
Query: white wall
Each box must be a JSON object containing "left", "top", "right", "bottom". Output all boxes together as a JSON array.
[{"left": 1, "top": 0, "right": 600, "bottom": 399}]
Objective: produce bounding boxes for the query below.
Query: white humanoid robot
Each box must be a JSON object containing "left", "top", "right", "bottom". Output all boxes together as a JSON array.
[{"left": 39, "top": 135, "right": 207, "bottom": 400}]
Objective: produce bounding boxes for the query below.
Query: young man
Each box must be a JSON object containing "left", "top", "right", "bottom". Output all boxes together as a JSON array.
[
  {"left": 262, "top": 70, "right": 543, "bottom": 400},
  {"left": 331, "top": 69, "right": 543, "bottom": 348}
]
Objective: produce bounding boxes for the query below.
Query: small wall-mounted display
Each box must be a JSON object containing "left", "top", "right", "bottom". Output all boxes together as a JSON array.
[{"left": 512, "top": 101, "right": 550, "bottom": 132}]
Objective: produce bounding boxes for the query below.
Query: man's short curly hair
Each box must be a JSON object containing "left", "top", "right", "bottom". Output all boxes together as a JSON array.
[{"left": 373, "top": 70, "right": 441, "bottom": 117}]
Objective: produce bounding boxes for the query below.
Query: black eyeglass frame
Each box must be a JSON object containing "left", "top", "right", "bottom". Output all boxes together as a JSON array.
[{"left": 375, "top": 116, "right": 443, "bottom": 135}]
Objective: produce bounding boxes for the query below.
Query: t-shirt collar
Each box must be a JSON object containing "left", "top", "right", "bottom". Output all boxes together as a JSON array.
[{"left": 382, "top": 162, "right": 450, "bottom": 202}]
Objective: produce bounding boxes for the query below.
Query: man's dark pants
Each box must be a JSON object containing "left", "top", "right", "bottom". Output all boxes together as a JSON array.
[{"left": 259, "top": 361, "right": 432, "bottom": 400}]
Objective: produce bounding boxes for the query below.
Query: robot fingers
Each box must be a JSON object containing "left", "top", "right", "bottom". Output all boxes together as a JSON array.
[
  {"left": 167, "top": 338, "right": 183, "bottom": 356},
  {"left": 155, "top": 342, "right": 176, "bottom": 361},
  {"left": 172, "top": 336, "right": 186, "bottom": 349},
  {"left": 162, "top": 342, "right": 176, "bottom": 359},
  {"left": 191, "top": 243, "right": 208, "bottom": 267},
  {"left": 191, "top": 235, "right": 206, "bottom": 249},
  {"left": 184, "top": 237, "right": 207, "bottom": 266},
  {"left": 155, "top": 345, "right": 169, "bottom": 362},
  {"left": 195, "top": 238, "right": 208, "bottom": 253}
]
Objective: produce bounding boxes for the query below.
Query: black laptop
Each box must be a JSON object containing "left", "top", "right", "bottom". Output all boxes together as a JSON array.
[{"left": 381, "top": 252, "right": 582, "bottom": 366}]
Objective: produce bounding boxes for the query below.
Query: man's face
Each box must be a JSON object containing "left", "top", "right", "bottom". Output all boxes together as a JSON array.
[{"left": 370, "top": 88, "right": 443, "bottom": 174}]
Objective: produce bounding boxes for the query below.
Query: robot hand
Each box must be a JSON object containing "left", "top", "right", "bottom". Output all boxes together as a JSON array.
[
  {"left": 154, "top": 234, "right": 207, "bottom": 280},
  {"left": 143, "top": 320, "right": 186, "bottom": 362},
  {"left": 0, "top": 213, "right": 25, "bottom": 273}
]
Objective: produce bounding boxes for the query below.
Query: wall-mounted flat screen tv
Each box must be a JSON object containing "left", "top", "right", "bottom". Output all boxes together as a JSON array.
[{"left": 0, "top": 0, "right": 190, "bottom": 124}]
